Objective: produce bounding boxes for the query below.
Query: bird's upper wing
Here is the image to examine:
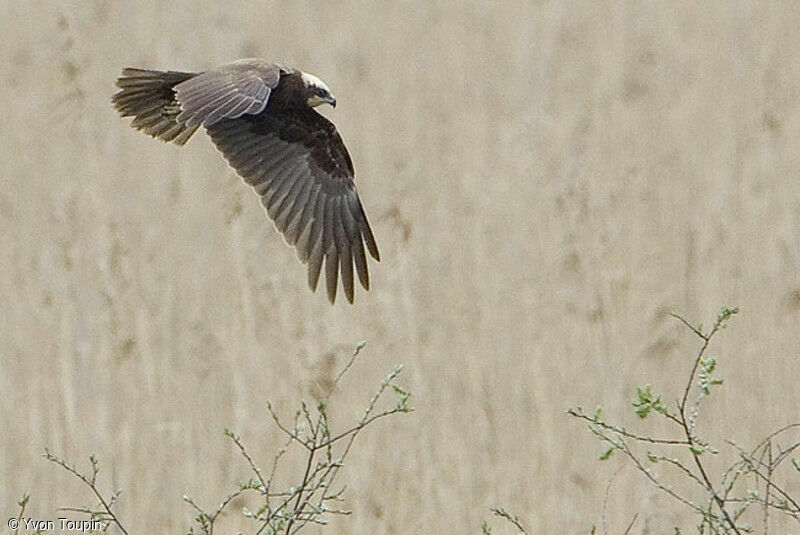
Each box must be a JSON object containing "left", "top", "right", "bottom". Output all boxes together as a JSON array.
[
  {"left": 206, "top": 109, "right": 380, "bottom": 304},
  {"left": 173, "top": 59, "right": 281, "bottom": 128}
]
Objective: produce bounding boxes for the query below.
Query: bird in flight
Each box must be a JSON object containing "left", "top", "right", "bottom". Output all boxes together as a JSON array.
[{"left": 112, "top": 59, "right": 379, "bottom": 304}]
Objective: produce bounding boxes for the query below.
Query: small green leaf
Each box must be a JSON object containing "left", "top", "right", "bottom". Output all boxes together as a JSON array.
[
  {"left": 599, "top": 447, "right": 615, "bottom": 460},
  {"left": 632, "top": 384, "right": 667, "bottom": 419},
  {"left": 698, "top": 358, "right": 724, "bottom": 395},
  {"left": 392, "top": 385, "right": 412, "bottom": 412},
  {"left": 716, "top": 306, "right": 739, "bottom": 327},
  {"left": 689, "top": 444, "right": 705, "bottom": 456}
]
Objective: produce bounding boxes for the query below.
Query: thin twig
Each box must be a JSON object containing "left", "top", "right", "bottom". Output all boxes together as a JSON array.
[
  {"left": 225, "top": 429, "right": 268, "bottom": 491},
  {"left": 669, "top": 313, "right": 708, "bottom": 341},
  {"left": 330, "top": 340, "right": 367, "bottom": 392},
  {"left": 568, "top": 408, "right": 689, "bottom": 446},
  {"left": 622, "top": 513, "right": 639, "bottom": 535},
  {"left": 43, "top": 450, "right": 129, "bottom": 535},
  {"left": 491, "top": 507, "right": 528, "bottom": 534},
  {"left": 13, "top": 494, "right": 29, "bottom": 535}
]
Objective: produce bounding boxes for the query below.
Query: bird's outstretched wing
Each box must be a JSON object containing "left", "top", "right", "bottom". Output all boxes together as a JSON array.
[
  {"left": 207, "top": 109, "right": 380, "bottom": 304},
  {"left": 174, "top": 59, "right": 281, "bottom": 128}
]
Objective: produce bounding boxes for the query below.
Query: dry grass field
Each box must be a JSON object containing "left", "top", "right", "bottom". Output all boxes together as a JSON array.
[{"left": 2, "top": 1, "right": 800, "bottom": 533}]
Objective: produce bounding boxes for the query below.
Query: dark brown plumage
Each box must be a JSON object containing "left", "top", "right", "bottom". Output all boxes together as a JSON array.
[{"left": 111, "top": 59, "right": 379, "bottom": 303}]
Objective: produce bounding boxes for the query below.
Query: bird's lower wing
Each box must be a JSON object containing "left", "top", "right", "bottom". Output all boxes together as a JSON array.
[{"left": 206, "top": 110, "right": 379, "bottom": 304}]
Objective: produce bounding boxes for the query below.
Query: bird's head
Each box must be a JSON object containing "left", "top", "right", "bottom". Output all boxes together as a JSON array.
[{"left": 301, "top": 72, "right": 336, "bottom": 108}]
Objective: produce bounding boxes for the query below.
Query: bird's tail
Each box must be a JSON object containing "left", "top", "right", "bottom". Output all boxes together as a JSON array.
[{"left": 112, "top": 68, "right": 200, "bottom": 145}]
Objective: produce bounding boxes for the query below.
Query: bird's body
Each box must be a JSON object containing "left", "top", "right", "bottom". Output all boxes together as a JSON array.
[{"left": 111, "top": 59, "right": 379, "bottom": 303}]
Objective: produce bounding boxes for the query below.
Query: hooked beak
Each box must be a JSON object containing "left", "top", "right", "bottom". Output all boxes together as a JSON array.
[{"left": 308, "top": 93, "right": 337, "bottom": 109}]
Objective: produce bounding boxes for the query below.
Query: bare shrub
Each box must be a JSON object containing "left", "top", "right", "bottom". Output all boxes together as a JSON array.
[
  {"left": 14, "top": 342, "right": 411, "bottom": 535},
  {"left": 484, "top": 307, "right": 799, "bottom": 533},
  {"left": 568, "top": 307, "right": 800, "bottom": 533}
]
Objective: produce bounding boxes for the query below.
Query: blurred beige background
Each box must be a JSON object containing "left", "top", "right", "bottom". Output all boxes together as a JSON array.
[{"left": 2, "top": 1, "right": 799, "bottom": 533}]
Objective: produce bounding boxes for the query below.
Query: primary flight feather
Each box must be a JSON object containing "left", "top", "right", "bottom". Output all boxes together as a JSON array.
[{"left": 111, "top": 59, "right": 379, "bottom": 304}]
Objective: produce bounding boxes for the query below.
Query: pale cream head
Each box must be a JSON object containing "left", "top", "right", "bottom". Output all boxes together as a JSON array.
[{"left": 301, "top": 71, "right": 336, "bottom": 107}]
